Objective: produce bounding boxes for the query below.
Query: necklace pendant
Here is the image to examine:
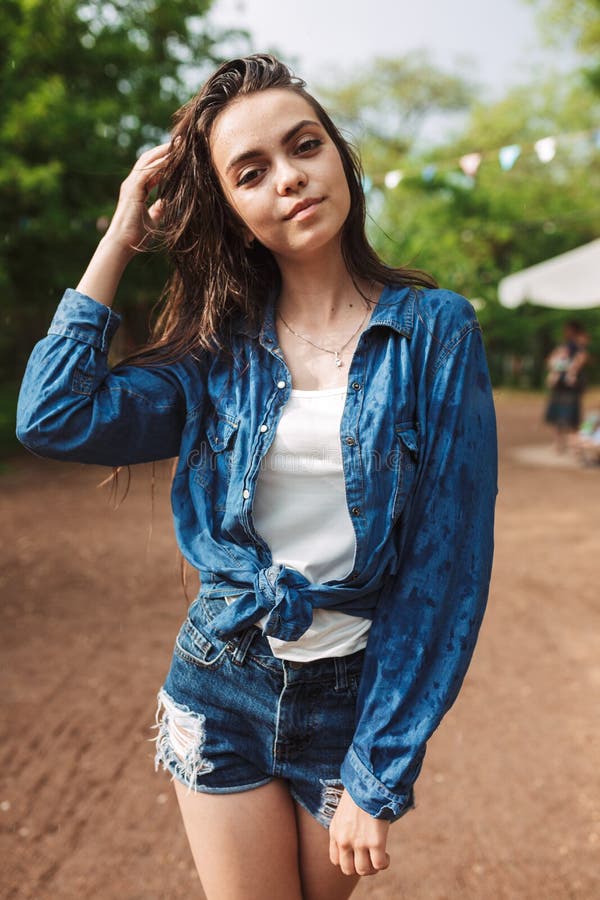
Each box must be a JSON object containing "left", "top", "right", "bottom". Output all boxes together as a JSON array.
[{"left": 335, "top": 353, "right": 343, "bottom": 367}]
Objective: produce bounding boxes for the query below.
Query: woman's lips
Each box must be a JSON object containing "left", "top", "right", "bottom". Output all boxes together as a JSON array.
[{"left": 286, "top": 198, "right": 324, "bottom": 220}]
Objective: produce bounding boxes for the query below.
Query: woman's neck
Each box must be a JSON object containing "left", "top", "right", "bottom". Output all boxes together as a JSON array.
[{"left": 276, "top": 247, "right": 374, "bottom": 330}]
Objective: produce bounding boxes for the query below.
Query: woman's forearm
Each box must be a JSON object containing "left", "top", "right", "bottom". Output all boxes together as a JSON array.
[{"left": 76, "top": 234, "right": 135, "bottom": 308}]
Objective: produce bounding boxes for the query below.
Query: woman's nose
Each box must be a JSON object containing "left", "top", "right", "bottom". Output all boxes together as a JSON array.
[{"left": 275, "top": 159, "right": 307, "bottom": 195}]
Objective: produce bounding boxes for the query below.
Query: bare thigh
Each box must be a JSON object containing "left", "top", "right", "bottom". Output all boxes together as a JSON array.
[
  {"left": 294, "top": 800, "right": 361, "bottom": 900},
  {"left": 173, "top": 777, "right": 302, "bottom": 900}
]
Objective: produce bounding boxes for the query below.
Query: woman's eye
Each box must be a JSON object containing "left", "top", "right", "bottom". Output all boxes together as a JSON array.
[
  {"left": 237, "top": 168, "right": 261, "bottom": 186},
  {"left": 296, "top": 138, "right": 322, "bottom": 153},
  {"left": 236, "top": 139, "right": 322, "bottom": 186}
]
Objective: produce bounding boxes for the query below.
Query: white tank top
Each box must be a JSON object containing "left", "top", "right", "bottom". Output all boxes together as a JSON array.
[{"left": 247, "top": 385, "right": 372, "bottom": 661}]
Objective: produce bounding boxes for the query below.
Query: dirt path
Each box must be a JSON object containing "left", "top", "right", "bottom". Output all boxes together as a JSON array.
[{"left": 1, "top": 391, "right": 599, "bottom": 899}]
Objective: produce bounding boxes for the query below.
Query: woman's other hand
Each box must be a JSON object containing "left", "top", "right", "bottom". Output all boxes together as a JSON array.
[{"left": 329, "top": 788, "right": 391, "bottom": 876}]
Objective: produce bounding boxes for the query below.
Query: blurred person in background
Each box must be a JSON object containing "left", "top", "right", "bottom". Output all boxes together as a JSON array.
[
  {"left": 15, "top": 54, "right": 498, "bottom": 900},
  {"left": 544, "top": 320, "right": 590, "bottom": 453}
]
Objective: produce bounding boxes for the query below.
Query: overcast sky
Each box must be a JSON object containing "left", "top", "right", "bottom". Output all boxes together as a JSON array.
[{"left": 206, "top": 0, "right": 576, "bottom": 102}]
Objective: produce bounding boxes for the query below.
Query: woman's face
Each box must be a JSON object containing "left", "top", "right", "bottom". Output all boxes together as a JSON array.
[{"left": 209, "top": 88, "right": 351, "bottom": 262}]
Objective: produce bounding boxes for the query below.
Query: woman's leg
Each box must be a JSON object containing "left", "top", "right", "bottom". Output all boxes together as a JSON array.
[
  {"left": 173, "top": 777, "right": 303, "bottom": 900},
  {"left": 293, "top": 800, "right": 361, "bottom": 900}
]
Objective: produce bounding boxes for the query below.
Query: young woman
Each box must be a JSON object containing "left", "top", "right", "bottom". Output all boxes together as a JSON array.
[{"left": 16, "top": 54, "right": 498, "bottom": 900}]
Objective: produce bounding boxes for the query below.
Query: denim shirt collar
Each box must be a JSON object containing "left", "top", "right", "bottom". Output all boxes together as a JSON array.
[{"left": 232, "top": 282, "right": 415, "bottom": 347}]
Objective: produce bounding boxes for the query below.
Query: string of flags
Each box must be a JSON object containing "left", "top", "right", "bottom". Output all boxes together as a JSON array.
[{"left": 361, "top": 127, "right": 600, "bottom": 192}]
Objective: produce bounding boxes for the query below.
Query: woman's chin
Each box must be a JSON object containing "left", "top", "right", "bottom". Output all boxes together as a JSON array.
[{"left": 272, "top": 230, "right": 344, "bottom": 264}]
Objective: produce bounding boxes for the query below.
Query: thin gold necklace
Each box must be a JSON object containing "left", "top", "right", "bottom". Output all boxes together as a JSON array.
[{"left": 276, "top": 284, "right": 374, "bottom": 368}]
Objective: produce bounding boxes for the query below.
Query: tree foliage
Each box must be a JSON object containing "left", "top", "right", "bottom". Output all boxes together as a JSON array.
[
  {"left": 526, "top": 0, "right": 600, "bottom": 91},
  {"left": 1, "top": 0, "right": 248, "bottom": 379},
  {"left": 315, "top": 52, "right": 477, "bottom": 179},
  {"left": 2, "top": 2, "right": 599, "bottom": 400},
  {"left": 321, "top": 61, "right": 600, "bottom": 387}
]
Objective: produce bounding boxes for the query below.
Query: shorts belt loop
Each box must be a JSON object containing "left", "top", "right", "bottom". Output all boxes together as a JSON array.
[
  {"left": 334, "top": 656, "right": 349, "bottom": 691},
  {"left": 230, "top": 626, "right": 257, "bottom": 667}
]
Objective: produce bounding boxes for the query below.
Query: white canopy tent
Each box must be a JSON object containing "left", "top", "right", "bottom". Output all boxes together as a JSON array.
[{"left": 498, "top": 239, "right": 600, "bottom": 310}]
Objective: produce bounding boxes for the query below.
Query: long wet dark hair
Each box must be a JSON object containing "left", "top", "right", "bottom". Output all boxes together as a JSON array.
[{"left": 116, "top": 52, "right": 437, "bottom": 370}]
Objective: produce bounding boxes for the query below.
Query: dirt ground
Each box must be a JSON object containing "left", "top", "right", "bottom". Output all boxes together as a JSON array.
[{"left": 1, "top": 389, "right": 599, "bottom": 900}]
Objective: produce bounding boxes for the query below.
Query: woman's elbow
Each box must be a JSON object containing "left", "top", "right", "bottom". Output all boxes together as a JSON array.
[
  {"left": 15, "top": 403, "right": 95, "bottom": 463},
  {"left": 16, "top": 414, "right": 73, "bottom": 461}
]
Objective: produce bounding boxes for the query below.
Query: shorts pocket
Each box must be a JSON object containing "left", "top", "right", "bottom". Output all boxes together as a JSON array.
[{"left": 174, "top": 614, "right": 229, "bottom": 671}]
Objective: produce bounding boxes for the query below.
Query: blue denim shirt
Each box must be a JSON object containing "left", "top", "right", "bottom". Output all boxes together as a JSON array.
[{"left": 16, "top": 283, "right": 498, "bottom": 821}]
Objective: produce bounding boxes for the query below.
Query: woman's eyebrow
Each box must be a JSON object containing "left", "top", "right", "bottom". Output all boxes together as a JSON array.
[{"left": 225, "top": 119, "right": 322, "bottom": 174}]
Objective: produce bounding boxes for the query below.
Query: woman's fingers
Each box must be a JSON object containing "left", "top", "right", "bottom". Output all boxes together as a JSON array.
[
  {"left": 105, "top": 142, "right": 175, "bottom": 254},
  {"left": 353, "top": 847, "right": 378, "bottom": 876},
  {"left": 121, "top": 143, "right": 173, "bottom": 199},
  {"left": 133, "top": 141, "right": 173, "bottom": 170},
  {"left": 332, "top": 842, "right": 387, "bottom": 877},
  {"left": 338, "top": 846, "right": 357, "bottom": 877},
  {"left": 146, "top": 197, "right": 166, "bottom": 226},
  {"left": 369, "top": 847, "right": 391, "bottom": 871},
  {"left": 328, "top": 788, "right": 392, "bottom": 877},
  {"left": 329, "top": 836, "right": 339, "bottom": 868},
  {"left": 143, "top": 156, "right": 171, "bottom": 193},
  {"left": 131, "top": 157, "right": 170, "bottom": 195}
]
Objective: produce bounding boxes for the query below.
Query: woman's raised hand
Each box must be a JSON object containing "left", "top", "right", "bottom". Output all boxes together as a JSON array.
[
  {"left": 75, "top": 141, "right": 174, "bottom": 307},
  {"left": 105, "top": 141, "right": 173, "bottom": 258}
]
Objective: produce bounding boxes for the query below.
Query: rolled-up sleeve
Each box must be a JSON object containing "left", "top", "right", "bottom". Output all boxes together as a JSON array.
[
  {"left": 16, "top": 289, "right": 188, "bottom": 466},
  {"left": 341, "top": 319, "right": 498, "bottom": 820}
]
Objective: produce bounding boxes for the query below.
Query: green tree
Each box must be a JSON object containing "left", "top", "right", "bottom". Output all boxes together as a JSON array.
[
  {"left": 526, "top": 0, "right": 600, "bottom": 91},
  {"left": 386, "top": 75, "right": 600, "bottom": 385},
  {"left": 0, "top": 0, "right": 248, "bottom": 382},
  {"left": 321, "top": 61, "right": 600, "bottom": 386},
  {"left": 375, "top": 73, "right": 600, "bottom": 285},
  {"left": 315, "top": 52, "right": 477, "bottom": 178}
]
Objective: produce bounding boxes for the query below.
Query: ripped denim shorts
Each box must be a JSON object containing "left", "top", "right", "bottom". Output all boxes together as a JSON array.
[{"left": 151, "top": 592, "right": 366, "bottom": 829}]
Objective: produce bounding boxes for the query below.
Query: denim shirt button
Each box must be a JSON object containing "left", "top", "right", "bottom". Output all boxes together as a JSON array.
[
  {"left": 352, "top": 382, "right": 361, "bottom": 390},
  {"left": 277, "top": 380, "right": 286, "bottom": 389},
  {"left": 259, "top": 424, "right": 268, "bottom": 432},
  {"left": 351, "top": 506, "right": 361, "bottom": 516},
  {"left": 243, "top": 489, "right": 250, "bottom": 499},
  {"left": 345, "top": 436, "right": 356, "bottom": 446}
]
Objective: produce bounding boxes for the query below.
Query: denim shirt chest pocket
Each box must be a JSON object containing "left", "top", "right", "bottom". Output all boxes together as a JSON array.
[
  {"left": 193, "top": 411, "right": 240, "bottom": 512},
  {"left": 392, "top": 421, "right": 420, "bottom": 522}
]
